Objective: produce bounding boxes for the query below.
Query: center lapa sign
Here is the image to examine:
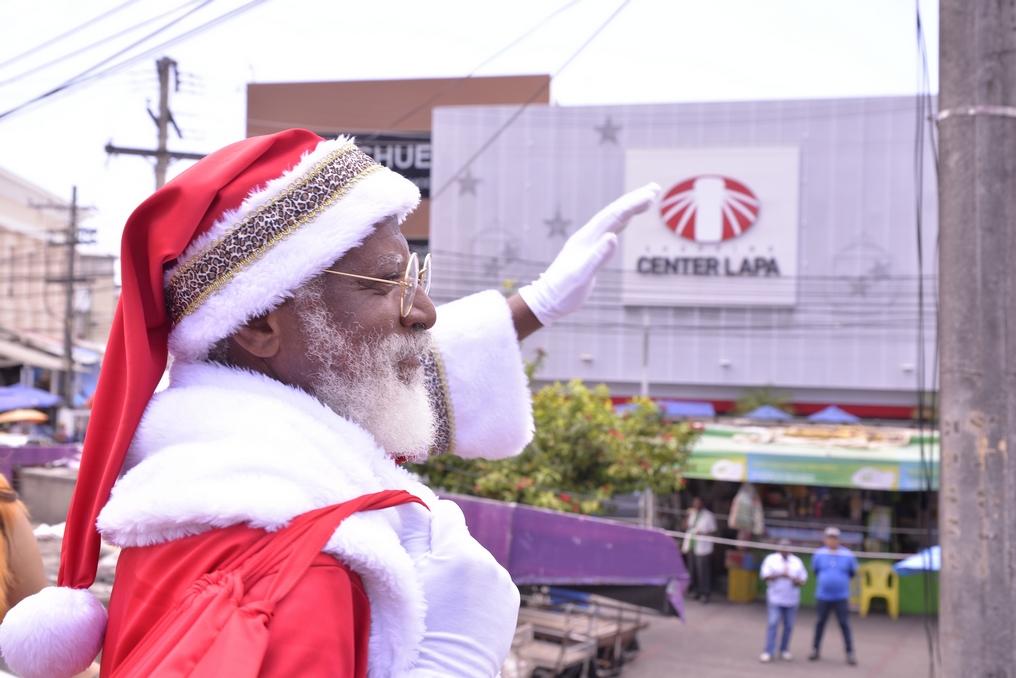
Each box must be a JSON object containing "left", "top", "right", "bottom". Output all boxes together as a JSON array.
[{"left": 622, "top": 147, "right": 800, "bottom": 307}]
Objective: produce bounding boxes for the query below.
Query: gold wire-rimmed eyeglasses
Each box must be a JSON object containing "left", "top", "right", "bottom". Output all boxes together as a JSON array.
[{"left": 323, "top": 252, "right": 432, "bottom": 318}]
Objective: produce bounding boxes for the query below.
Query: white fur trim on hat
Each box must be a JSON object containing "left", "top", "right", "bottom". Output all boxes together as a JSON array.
[
  {"left": 167, "top": 136, "right": 421, "bottom": 360},
  {"left": 0, "top": 586, "right": 106, "bottom": 678}
]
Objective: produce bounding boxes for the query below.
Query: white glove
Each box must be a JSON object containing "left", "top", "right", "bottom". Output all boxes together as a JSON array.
[
  {"left": 519, "top": 182, "right": 660, "bottom": 326},
  {"left": 403, "top": 500, "right": 520, "bottom": 677}
]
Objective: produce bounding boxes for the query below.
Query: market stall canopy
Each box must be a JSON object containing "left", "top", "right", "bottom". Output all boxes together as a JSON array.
[
  {"left": 894, "top": 546, "right": 940, "bottom": 575},
  {"left": 683, "top": 423, "right": 939, "bottom": 491},
  {"left": 807, "top": 405, "right": 860, "bottom": 423},
  {"left": 0, "top": 330, "right": 101, "bottom": 372},
  {"left": 448, "top": 493, "right": 689, "bottom": 617},
  {"left": 660, "top": 400, "right": 715, "bottom": 418},
  {"left": 0, "top": 409, "right": 49, "bottom": 425},
  {"left": 0, "top": 338, "right": 68, "bottom": 371},
  {"left": 0, "top": 386, "right": 61, "bottom": 412},
  {"left": 744, "top": 405, "right": 793, "bottom": 421}
]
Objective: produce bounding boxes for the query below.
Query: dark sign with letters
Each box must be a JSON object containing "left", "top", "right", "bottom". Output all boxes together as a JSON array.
[{"left": 322, "top": 131, "right": 432, "bottom": 198}]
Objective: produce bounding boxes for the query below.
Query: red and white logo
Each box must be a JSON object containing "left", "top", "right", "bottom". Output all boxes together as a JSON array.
[{"left": 659, "top": 175, "right": 760, "bottom": 243}]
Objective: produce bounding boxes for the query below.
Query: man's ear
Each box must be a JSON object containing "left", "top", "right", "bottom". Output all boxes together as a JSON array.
[{"left": 231, "top": 309, "right": 283, "bottom": 359}]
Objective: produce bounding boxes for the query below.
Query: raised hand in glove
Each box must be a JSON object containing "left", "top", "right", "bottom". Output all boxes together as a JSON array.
[
  {"left": 518, "top": 182, "right": 660, "bottom": 327},
  {"left": 403, "top": 500, "right": 520, "bottom": 677}
]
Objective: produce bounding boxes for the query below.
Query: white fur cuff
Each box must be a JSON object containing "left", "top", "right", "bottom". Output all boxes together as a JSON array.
[{"left": 431, "top": 291, "right": 534, "bottom": 459}]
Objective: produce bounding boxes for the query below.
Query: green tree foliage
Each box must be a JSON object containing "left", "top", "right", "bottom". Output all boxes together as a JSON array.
[
  {"left": 411, "top": 380, "right": 696, "bottom": 515},
  {"left": 733, "top": 386, "right": 794, "bottom": 416}
]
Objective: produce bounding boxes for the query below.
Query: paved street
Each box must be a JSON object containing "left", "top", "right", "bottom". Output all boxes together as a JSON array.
[{"left": 626, "top": 600, "right": 936, "bottom": 678}]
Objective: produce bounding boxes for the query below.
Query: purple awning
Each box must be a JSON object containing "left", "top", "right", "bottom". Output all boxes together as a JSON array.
[{"left": 448, "top": 493, "right": 690, "bottom": 617}]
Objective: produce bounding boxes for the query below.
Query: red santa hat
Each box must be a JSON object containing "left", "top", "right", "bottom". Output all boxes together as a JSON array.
[{"left": 0, "top": 129, "right": 419, "bottom": 678}]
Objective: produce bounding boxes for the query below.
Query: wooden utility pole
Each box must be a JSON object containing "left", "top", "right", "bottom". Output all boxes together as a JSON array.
[
  {"left": 154, "top": 56, "right": 173, "bottom": 188},
  {"left": 62, "top": 186, "right": 77, "bottom": 404},
  {"left": 105, "top": 57, "right": 205, "bottom": 188},
  {"left": 33, "top": 188, "right": 95, "bottom": 405},
  {"left": 938, "top": 1, "right": 1016, "bottom": 674}
]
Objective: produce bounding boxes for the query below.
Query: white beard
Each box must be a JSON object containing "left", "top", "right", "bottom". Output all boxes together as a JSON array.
[{"left": 294, "top": 284, "right": 437, "bottom": 462}]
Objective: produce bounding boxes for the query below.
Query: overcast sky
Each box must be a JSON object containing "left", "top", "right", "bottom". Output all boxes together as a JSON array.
[{"left": 0, "top": 0, "right": 938, "bottom": 255}]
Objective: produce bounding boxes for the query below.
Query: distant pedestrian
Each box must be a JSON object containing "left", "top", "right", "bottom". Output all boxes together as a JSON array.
[
  {"left": 759, "top": 538, "right": 807, "bottom": 663},
  {"left": 809, "top": 526, "right": 859, "bottom": 665},
  {"left": 682, "top": 496, "right": 717, "bottom": 603}
]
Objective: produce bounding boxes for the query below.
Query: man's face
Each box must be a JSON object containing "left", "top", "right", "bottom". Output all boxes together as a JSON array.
[
  {"left": 267, "top": 219, "right": 438, "bottom": 458},
  {"left": 692, "top": 497, "right": 703, "bottom": 510},
  {"left": 824, "top": 535, "right": 840, "bottom": 550}
]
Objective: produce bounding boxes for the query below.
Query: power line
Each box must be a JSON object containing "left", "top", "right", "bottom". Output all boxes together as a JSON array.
[
  {"left": 0, "top": 0, "right": 145, "bottom": 70},
  {"left": 0, "top": 0, "right": 215, "bottom": 122},
  {"left": 912, "top": 2, "right": 939, "bottom": 674},
  {"left": 379, "top": 0, "right": 585, "bottom": 132},
  {"left": 431, "top": 0, "right": 634, "bottom": 201},
  {"left": 0, "top": 0, "right": 273, "bottom": 123},
  {"left": 0, "top": 0, "right": 206, "bottom": 87}
]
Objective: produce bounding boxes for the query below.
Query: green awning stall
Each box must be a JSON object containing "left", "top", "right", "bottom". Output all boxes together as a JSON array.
[{"left": 684, "top": 424, "right": 938, "bottom": 491}]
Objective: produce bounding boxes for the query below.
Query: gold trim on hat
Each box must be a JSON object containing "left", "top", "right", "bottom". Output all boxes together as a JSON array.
[{"left": 165, "top": 142, "right": 381, "bottom": 323}]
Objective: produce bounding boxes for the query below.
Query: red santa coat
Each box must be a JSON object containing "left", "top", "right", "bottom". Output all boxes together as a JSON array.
[
  {"left": 95, "top": 291, "right": 534, "bottom": 677},
  {"left": 102, "top": 526, "right": 370, "bottom": 677}
]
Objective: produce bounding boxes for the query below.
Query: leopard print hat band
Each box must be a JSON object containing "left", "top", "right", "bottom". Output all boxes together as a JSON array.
[{"left": 165, "top": 134, "right": 420, "bottom": 360}]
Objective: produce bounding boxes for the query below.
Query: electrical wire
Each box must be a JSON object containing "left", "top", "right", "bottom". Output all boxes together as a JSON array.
[
  {"left": 375, "top": 0, "right": 585, "bottom": 133},
  {"left": 913, "top": 2, "right": 939, "bottom": 674},
  {"left": 0, "top": 0, "right": 146, "bottom": 70},
  {"left": 0, "top": 0, "right": 215, "bottom": 121},
  {"left": 0, "top": 0, "right": 273, "bottom": 123},
  {"left": 430, "top": 0, "right": 634, "bottom": 201},
  {"left": 0, "top": 0, "right": 207, "bottom": 87}
]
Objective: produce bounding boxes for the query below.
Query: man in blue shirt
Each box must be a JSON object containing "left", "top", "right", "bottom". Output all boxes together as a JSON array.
[{"left": 809, "top": 526, "right": 858, "bottom": 665}]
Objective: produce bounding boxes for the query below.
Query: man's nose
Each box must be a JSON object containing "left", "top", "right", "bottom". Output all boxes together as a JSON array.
[{"left": 402, "top": 286, "right": 437, "bottom": 330}]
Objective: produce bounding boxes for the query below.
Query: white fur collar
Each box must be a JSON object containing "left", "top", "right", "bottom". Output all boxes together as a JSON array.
[{"left": 98, "top": 361, "right": 437, "bottom": 676}]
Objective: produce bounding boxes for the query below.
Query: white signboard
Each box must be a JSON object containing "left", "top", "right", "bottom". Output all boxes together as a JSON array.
[{"left": 623, "top": 147, "right": 800, "bottom": 307}]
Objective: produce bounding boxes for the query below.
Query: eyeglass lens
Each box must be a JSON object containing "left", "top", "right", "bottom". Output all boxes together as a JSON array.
[{"left": 401, "top": 252, "right": 420, "bottom": 318}]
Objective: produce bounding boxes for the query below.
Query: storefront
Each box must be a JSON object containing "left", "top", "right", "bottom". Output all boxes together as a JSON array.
[{"left": 675, "top": 422, "right": 938, "bottom": 614}]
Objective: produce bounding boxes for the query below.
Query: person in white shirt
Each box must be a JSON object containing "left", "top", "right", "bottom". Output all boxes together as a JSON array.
[
  {"left": 682, "top": 496, "right": 717, "bottom": 603},
  {"left": 759, "top": 539, "right": 808, "bottom": 662}
]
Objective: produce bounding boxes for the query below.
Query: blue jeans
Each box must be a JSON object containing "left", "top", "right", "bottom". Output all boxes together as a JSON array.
[
  {"left": 813, "top": 598, "right": 854, "bottom": 654},
  {"left": 765, "top": 604, "right": 798, "bottom": 655}
]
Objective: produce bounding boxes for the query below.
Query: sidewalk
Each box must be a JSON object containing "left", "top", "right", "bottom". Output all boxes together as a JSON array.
[{"left": 625, "top": 600, "right": 936, "bottom": 677}]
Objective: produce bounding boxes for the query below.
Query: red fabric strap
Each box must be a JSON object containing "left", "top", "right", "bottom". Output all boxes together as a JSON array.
[
  {"left": 245, "top": 490, "right": 425, "bottom": 605},
  {"left": 111, "top": 490, "right": 424, "bottom": 678}
]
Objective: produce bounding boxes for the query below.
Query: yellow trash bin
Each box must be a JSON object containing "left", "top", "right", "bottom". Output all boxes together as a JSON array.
[{"left": 727, "top": 568, "right": 759, "bottom": 603}]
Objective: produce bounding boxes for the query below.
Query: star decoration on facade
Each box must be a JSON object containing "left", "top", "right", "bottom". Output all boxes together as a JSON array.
[
  {"left": 594, "top": 116, "right": 622, "bottom": 144},
  {"left": 483, "top": 257, "right": 500, "bottom": 278},
  {"left": 456, "top": 168, "right": 481, "bottom": 195},
  {"left": 849, "top": 277, "right": 870, "bottom": 297},
  {"left": 502, "top": 241, "right": 520, "bottom": 263},
  {"left": 868, "top": 260, "right": 891, "bottom": 280},
  {"left": 544, "top": 208, "right": 571, "bottom": 238}
]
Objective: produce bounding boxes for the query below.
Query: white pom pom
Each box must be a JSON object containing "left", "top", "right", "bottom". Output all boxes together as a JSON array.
[{"left": 0, "top": 586, "right": 106, "bottom": 678}]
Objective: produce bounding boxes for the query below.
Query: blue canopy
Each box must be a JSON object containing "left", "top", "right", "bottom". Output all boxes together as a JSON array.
[
  {"left": 660, "top": 400, "right": 715, "bottom": 418},
  {"left": 0, "top": 385, "right": 61, "bottom": 412},
  {"left": 744, "top": 405, "right": 793, "bottom": 421},
  {"left": 807, "top": 405, "right": 860, "bottom": 424},
  {"left": 894, "top": 546, "right": 940, "bottom": 575}
]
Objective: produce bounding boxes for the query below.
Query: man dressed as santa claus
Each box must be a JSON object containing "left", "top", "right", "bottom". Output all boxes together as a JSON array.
[{"left": 0, "top": 129, "right": 658, "bottom": 677}]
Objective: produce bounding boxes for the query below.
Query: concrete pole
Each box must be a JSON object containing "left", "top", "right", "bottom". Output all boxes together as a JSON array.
[
  {"left": 938, "top": 0, "right": 1016, "bottom": 673},
  {"left": 61, "top": 186, "right": 77, "bottom": 406},
  {"left": 154, "top": 57, "right": 173, "bottom": 189}
]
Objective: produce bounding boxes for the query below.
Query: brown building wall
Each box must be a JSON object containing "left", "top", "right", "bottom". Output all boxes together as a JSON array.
[{"left": 247, "top": 75, "right": 550, "bottom": 240}]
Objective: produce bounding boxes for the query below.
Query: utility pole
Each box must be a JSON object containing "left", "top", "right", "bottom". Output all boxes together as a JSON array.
[
  {"left": 105, "top": 57, "right": 205, "bottom": 189},
  {"left": 33, "top": 188, "right": 96, "bottom": 405},
  {"left": 939, "top": 0, "right": 1016, "bottom": 674},
  {"left": 154, "top": 56, "right": 173, "bottom": 188},
  {"left": 62, "top": 187, "right": 77, "bottom": 405}
]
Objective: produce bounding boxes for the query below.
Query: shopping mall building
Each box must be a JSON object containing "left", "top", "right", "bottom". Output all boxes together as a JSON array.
[{"left": 248, "top": 81, "right": 937, "bottom": 419}]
